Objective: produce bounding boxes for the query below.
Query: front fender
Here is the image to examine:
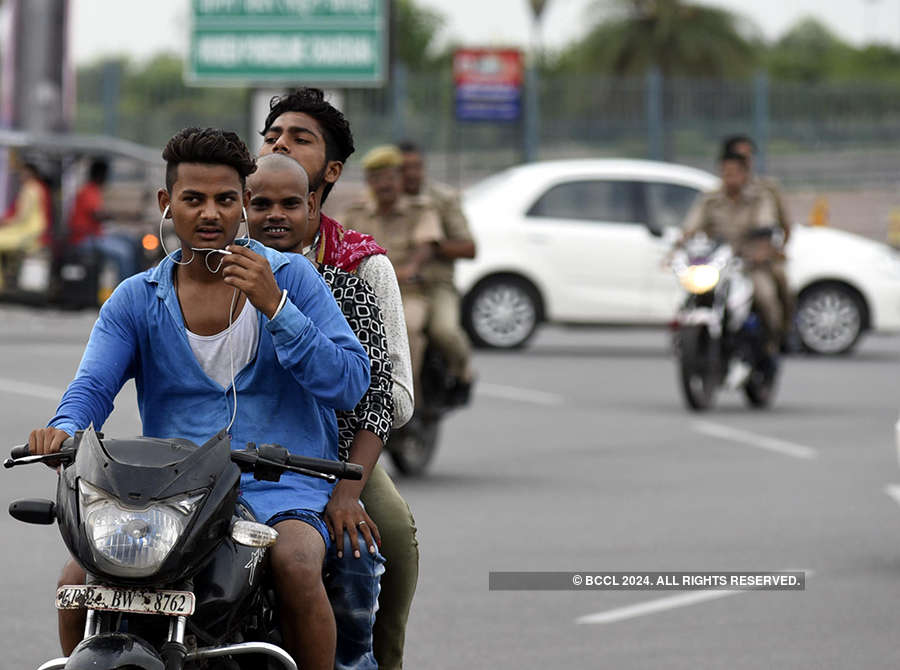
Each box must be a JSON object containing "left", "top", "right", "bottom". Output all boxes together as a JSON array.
[{"left": 65, "top": 634, "right": 164, "bottom": 670}]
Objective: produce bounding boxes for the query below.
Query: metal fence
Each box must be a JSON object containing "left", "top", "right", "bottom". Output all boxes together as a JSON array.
[{"left": 75, "top": 66, "right": 900, "bottom": 190}]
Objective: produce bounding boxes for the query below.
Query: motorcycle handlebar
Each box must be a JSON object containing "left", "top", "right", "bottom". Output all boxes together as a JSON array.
[
  {"left": 6, "top": 439, "right": 76, "bottom": 469},
  {"left": 7, "top": 440, "right": 363, "bottom": 482},
  {"left": 10, "top": 444, "right": 30, "bottom": 459},
  {"left": 286, "top": 453, "right": 363, "bottom": 481}
]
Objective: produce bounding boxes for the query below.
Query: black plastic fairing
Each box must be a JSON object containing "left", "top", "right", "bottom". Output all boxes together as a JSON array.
[
  {"left": 56, "top": 426, "right": 242, "bottom": 586},
  {"left": 74, "top": 427, "right": 233, "bottom": 505}
]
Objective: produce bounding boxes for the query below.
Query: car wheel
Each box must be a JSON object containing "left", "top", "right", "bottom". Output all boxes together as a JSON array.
[
  {"left": 463, "top": 277, "right": 540, "bottom": 349},
  {"left": 795, "top": 283, "right": 865, "bottom": 355}
]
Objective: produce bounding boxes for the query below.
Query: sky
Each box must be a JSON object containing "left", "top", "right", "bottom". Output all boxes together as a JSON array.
[{"left": 68, "top": 0, "right": 900, "bottom": 65}]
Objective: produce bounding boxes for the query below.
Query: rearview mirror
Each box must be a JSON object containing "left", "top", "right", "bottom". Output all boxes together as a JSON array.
[{"left": 9, "top": 498, "right": 56, "bottom": 524}]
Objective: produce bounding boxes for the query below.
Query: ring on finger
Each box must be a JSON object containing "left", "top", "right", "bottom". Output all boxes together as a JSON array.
[{"left": 357, "top": 520, "right": 367, "bottom": 527}]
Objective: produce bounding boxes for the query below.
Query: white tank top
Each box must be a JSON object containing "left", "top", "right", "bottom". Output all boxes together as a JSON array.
[{"left": 186, "top": 298, "right": 259, "bottom": 389}]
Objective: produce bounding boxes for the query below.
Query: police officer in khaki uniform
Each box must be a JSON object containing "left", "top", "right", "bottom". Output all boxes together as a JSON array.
[
  {"left": 680, "top": 151, "right": 785, "bottom": 353},
  {"left": 342, "top": 146, "right": 444, "bottom": 402},
  {"left": 722, "top": 134, "right": 794, "bottom": 327},
  {"left": 398, "top": 141, "right": 475, "bottom": 403}
]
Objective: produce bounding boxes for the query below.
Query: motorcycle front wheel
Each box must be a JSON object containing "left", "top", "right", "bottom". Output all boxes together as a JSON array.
[
  {"left": 678, "top": 325, "right": 718, "bottom": 412},
  {"left": 388, "top": 416, "right": 440, "bottom": 476},
  {"left": 744, "top": 360, "right": 778, "bottom": 409}
]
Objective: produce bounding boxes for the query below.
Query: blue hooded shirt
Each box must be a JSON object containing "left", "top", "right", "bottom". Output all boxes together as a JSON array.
[{"left": 49, "top": 239, "right": 370, "bottom": 522}]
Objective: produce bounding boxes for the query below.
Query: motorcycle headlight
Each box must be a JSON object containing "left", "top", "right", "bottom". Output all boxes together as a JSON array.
[
  {"left": 79, "top": 480, "right": 205, "bottom": 577},
  {"left": 679, "top": 264, "right": 720, "bottom": 294}
]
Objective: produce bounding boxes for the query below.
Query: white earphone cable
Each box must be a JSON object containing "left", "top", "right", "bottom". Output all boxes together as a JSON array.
[{"left": 225, "top": 287, "right": 239, "bottom": 433}]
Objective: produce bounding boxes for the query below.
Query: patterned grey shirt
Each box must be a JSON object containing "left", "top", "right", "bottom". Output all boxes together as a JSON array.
[{"left": 319, "top": 264, "right": 394, "bottom": 461}]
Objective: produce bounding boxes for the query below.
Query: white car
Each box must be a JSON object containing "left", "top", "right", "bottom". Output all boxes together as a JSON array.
[{"left": 455, "top": 159, "right": 900, "bottom": 354}]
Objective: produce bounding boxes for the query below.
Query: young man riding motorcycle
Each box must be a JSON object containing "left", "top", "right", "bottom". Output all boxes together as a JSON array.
[
  {"left": 28, "top": 127, "right": 370, "bottom": 670},
  {"left": 679, "top": 151, "right": 786, "bottom": 355},
  {"left": 258, "top": 89, "right": 419, "bottom": 670}
]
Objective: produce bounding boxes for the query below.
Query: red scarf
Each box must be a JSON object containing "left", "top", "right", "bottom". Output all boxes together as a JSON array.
[{"left": 315, "top": 213, "right": 385, "bottom": 272}]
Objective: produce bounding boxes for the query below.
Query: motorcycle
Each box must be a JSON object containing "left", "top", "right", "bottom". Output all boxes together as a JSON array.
[
  {"left": 5, "top": 425, "right": 362, "bottom": 670},
  {"left": 387, "top": 345, "right": 470, "bottom": 476},
  {"left": 670, "top": 233, "right": 779, "bottom": 411}
]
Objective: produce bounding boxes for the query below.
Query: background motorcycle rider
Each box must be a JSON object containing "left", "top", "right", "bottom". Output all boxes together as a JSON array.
[
  {"left": 258, "top": 89, "right": 419, "bottom": 670},
  {"left": 28, "top": 127, "right": 370, "bottom": 670},
  {"left": 722, "top": 134, "right": 795, "bottom": 336},
  {"left": 247, "top": 153, "right": 390, "bottom": 670},
  {"left": 398, "top": 140, "right": 476, "bottom": 404},
  {"left": 341, "top": 145, "right": 444, "bottom": 408},
  {"left": 679, "top": 151, "right": 785, "bottom": 355}
]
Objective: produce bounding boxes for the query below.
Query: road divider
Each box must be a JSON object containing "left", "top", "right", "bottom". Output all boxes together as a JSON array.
[
  {"left": 476, "top": 383, "right": 565, "bottom": 406},
  {"left": 0, "top": 377, "right": 64, "bottom": 401},
  {"left": 692, "top": 421, "right": 819, "bottom": 460}
]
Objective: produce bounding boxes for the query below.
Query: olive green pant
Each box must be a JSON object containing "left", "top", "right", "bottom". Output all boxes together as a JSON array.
[
  {"left": 424, "top": 282, "right": 471, "bottom": 380},
  {"left": 360, "top": 462, "right": 419, "bottom": 669}
]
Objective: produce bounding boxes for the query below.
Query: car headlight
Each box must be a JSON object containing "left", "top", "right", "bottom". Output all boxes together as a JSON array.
[
  {"left": 79, "top": 480, "right": 205, "bottom": 577},
  {"left": 679, "top": 264, "right": 720, "bottom": 294}
]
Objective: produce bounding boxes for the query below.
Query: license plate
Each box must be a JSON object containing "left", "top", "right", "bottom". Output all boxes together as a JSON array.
[{"left": 56, "top": 585, "right": 195, "bottom": 616}]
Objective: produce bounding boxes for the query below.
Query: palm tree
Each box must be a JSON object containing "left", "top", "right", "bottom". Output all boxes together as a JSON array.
[
  {"left": 574, "top": 0, "right": 759, "bottom": 78},
  {"left": 557, "top": 0, "right": 758, "bottom": 159}
]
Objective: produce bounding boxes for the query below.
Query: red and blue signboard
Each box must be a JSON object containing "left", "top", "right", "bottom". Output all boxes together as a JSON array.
[{"left": 453, "top": 49, "right": 523, "bottom": 122}]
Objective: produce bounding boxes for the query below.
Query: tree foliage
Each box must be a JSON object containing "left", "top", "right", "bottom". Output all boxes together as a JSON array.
[
  {"left": 392, "top": 0, "right": 446, "bottom": 70},
  {"left": 766, "top": 17, "right": 900, "bottom": 83},
  {"left": 555, "top": 0, "right": 759, "bottom": 78},
  {"left": 75, "top": 54, "right": 248, "bottom": 147}
]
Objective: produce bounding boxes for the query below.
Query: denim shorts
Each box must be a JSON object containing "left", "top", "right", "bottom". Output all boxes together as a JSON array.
[{"left": 266, "top": 508, "right": 332, "bottom": 551}]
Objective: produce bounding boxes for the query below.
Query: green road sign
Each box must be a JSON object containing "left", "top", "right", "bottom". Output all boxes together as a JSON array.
[{"left": 188, "top": 0, "right": 387, "bottom": 86}]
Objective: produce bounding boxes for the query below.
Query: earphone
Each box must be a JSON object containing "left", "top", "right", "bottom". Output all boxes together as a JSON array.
[{"left": 159, "top": 205, "right": 250, "bottom": 273}]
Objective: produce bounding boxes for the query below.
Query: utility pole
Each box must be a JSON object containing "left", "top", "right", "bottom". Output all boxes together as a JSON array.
[
  {"left": 0, "top": 0, "right": 71, "bottom": 240},
  {"left": 524, "top": 0, "right": 550, "bottom": 163}
]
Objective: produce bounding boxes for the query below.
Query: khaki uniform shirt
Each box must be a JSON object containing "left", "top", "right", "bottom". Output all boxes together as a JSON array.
[
  {"left": 341, "top": 194, "right": 443, "bottom": 275},
  {"left": 412, "top": 181, "right": 473, "bottom": 286},
  {"left": 754, "top": 175, "right": 791, "bottom": 242},
  {"left": 682, "top": 182, "right": 779, "bottom": 258}
]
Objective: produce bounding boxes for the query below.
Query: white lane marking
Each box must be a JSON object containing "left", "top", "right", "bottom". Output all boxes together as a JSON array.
[
  {"left": 884, "top": 485, "right": 900, "bottom": 507},
  {"left": 0, "top": 377, "right": 64, "bottom": 401},
  {"left": 692, "top": 421, "right": 819, "bottom": 460},
  {"left": 476, "top": 383, "right": 565, "bottom": 406},
  {"left": 576, "top": 590, "right": 739, "bottom": 625},
  {"left": 577, "top": 569, "right": 815, "bottom": 625}
]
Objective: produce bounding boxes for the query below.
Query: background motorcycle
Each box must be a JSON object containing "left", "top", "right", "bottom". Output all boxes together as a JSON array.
[
  {"left": 670, "top": 233, "right": 779, "bottom": 411},
  {"left": 387, "top": 344, "right": 470, "bottom": 476},
  {"left": 5, "top": 426, "right": 362, "bottom": 670}
]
